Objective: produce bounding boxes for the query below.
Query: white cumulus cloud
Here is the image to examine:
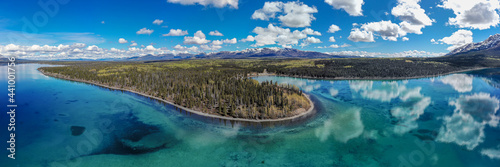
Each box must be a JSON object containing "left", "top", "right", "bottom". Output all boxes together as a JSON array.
[
  {"left": 252, "top": 1, "right": 318, "bottom": 28},
  {"left": 240, "top": 35, "right": 255, "bottom": 42},
  {"left": 329, "top": 36, "right": 336, "bottom": 42},
  {"left": 252, "top": 24, "right": 322, "bottom": 48},
  {"left": 438, "top": 29, "right": 473, "bottom": 51},
  {"left": 347, "top": 28, "right": 374, "bottom": 42},
  {"left": 327, "top": 24, "right": 341, "bottom": 33},
  {"left": 209, "top": 30, "right": 224, "bottom": 36},
  {"left": 118, "top": 38, "right": 128, "bottom": 44},
  {"left": 136, "top": 28, "right": 154, "bottom": 35},
  {"left": 392, "top": 0, "right": 433, "bottom": 26},
  {"left": 300, "top": 37, "right": 322, "bottom": 47},
  {"left": 324, "top": 0, "right": 364, "bottom": 16},
  {"left": 184, "top": 30, "right": 211, "bottom": 45},
  {"left": 163, "top": 29, "right": 188, "bottom": 36},
  {"left": 153, "top": 19, "right": 164, "bottom": 25},
  {"left": 439, "top": 0, "right": 500, "bottom": 30}
]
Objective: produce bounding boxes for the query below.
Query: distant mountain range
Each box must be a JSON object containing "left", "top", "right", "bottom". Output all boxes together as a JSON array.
[
  {"left": 119, "top": 48, "right": 355, "bottom": 62},
  {"left": 446, "top": 34, "right": 500, "bottom": 56}
]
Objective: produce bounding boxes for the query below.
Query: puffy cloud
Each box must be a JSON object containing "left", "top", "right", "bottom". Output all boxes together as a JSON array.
[
  {"left": 86, "top": 45, "right": 100, "bottom": 51},
  {"left": 327, "top": 24, "right": 341, "bottom": 33},
  {"left": 438, "top": 0, "right": 500, "bottom": 30},
  {"left": 136, "top": 28, "right": 154, "bottom": 35},
  {"left": 163, "top": 29, "right": 188, "bottom": 36},
  {"left": 166, "top": 0, "right": 238, "bottom": 9},
  {"left": 212, "top": 38, "right": 237, "bottom": 45},
  {"left": 399, "top": 21, "right": 424, "bottom": 35},
  {"left": 223, "top": 38, "right": 237, "bottom": 44},
  {"left": 347, "top": 28, "right": 374, "bottom": 42},
  {"left": 130, "top": 42, "right": 138, "bottom": 47},
  {"left": 300, "top": 37, "right": 322, "bottom": 47},
  {"left": 118, "top": 38, "right": 128, "bottom": 44},
  {"left": 153, "top": 19, "right": 164, "bottom": 25},
  {"left": 72, "top": 48, "right": 82, "bottom": 53},
  {"left": 328, "top": 43, "right": 350, "bottom": 48},
  {"left": 212, "top": 40, "right": 224, "bottom": 45},
  {"left": 392, "top": 0, "right": 433, "bottom": 26},
  {"left": 341, "top": 43, "right": 350, "bottom": 47},
  {"left": 440, "top": 74, "right": 474, "bottom": 92},
  {"left": 315, "top": 108, "right": 364, "bottom": 142},
  {"left": 361, "top": 20, "right": 401, "bottom": 41},
  {"left": 240, "top": 35, "right": 255, "bottom": 42},
  {"left": 389, "top": 0, "right": 433, "bottom": 36},
  {"left": 431, "top": 39, "right": 439, "bottom": 44},
  {"left": 402, "top": 37, "right": 409, "bottom": 41},
  {"left": 252, "top": 24, "right": 322, "bottom": 47},
  {"left": 251, "top": 2, "right": 282, "bottom": 20},
  {"left": 302, "top": 28, "right": 322, "bottom": 35},
  {"left": 329, "top": 36, "right": 336, "bottom": 42},
  {"left": 209, "top": 30, "right": 224, "bottom": 36},
  {"left": 304, "top": 37, "right": 321, "bottom": 43},
  {"left": 173, "top": 44, "right": 199, "bottom": 52},
  {"left": 355, "top": 20, "right": 427, "bottom": 42},
  {"left": 252, "top": 1, "right": 318, "bottom": 27},
  {"left": 324, "top": 0, "right": 364, "bottom": 16},
  {"left": 200, "top": 44, "right": 222, "bottom": 51},
  {"left": 438, "top": 29, "right": 473, "bottom": 51},
  {"left": 437, "top": 93, "right": 500, "bottom": 150},
  {"left": 184, "top": 30, "right": 211, "bottom": 44},
  {"left": 347, "top": 0, "right": 431, "bottom": 43}
]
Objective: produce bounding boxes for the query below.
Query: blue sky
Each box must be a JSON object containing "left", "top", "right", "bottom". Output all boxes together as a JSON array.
[{"left": 0, "top": 0, "right": 499, "bottom": 59}]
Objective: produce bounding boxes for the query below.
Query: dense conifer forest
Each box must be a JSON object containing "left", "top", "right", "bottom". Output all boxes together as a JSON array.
[{"left": 39, "top": 61, "right": 311, "bottom": 120}]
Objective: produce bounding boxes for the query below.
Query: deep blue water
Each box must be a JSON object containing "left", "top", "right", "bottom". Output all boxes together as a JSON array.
[{"left": 1, "top": 64, "right": 500, "bottom": 166}]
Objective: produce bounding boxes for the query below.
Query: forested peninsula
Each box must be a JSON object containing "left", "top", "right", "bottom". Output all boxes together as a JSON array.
[{"left": 38, "top": 60, "right": 313, "bottom": 122}]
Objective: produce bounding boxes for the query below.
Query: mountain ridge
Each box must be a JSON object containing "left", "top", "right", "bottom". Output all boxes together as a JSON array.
[
  {"left": 446, "top": 34, "right": 500, "bottom": 56},
  {"left": 115, "top": 47, "right": 355, "bottom": 61}
]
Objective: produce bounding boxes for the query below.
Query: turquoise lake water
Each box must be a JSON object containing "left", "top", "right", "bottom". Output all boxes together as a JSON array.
[{"left": 1, "top": 64, "right": 500, "bottom": 166}]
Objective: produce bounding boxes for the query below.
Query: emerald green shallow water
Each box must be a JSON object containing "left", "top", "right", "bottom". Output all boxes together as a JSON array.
[{"left": 1, "top": 64, "right": 500, "bottom": 166}]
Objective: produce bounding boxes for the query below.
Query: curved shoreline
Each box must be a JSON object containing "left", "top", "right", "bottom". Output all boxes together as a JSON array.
[
  {"left": 38, "top": 69, "right": 315, "bottom": 123},
  {"left": 251, "top": 67, "right": 490, "bottom": 81}
]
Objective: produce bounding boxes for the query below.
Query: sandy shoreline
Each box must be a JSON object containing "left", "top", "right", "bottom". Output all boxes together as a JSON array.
[
  {"left": 38, "top": 69, "right": 315, "bottom": 123},
  {"left": 251, "top": 67, "right": 490, "bottom": 81}
]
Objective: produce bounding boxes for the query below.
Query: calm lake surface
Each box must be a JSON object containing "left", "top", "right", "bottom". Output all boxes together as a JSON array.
[{"left": 1, "top": 64, "right": 500, "bottom": 166}]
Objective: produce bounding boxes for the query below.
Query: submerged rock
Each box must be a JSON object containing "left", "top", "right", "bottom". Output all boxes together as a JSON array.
[
  {"left": 411, "top": 129, "right": 438, "bottom": 141},
  {"left": 70, "top": 126, "right": 86, "bottom": 136},
  {"left": 121, "top": 132, "right": 172, "bottom": 151}
]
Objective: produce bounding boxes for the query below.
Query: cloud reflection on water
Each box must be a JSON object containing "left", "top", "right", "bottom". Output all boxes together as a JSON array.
[
  {"left": 437, "top": 93, "right": 500, "bottom": 150},
  {"left": 315, "top": 107, "right": 364, "bottom": 143},
  {"left": 348, "top": 81, "right": 431, "bottom": 134},
  {"left": 440, "top": 74, "right": 474, "bottom": 93}
]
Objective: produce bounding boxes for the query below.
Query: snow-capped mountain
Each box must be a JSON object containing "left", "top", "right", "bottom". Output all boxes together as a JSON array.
[
  {"left": 447, "top": 34, "right": 500, "bottom": 56},
  {"left": 197, "top": 47, "right": 354, "bottom": 59}
]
